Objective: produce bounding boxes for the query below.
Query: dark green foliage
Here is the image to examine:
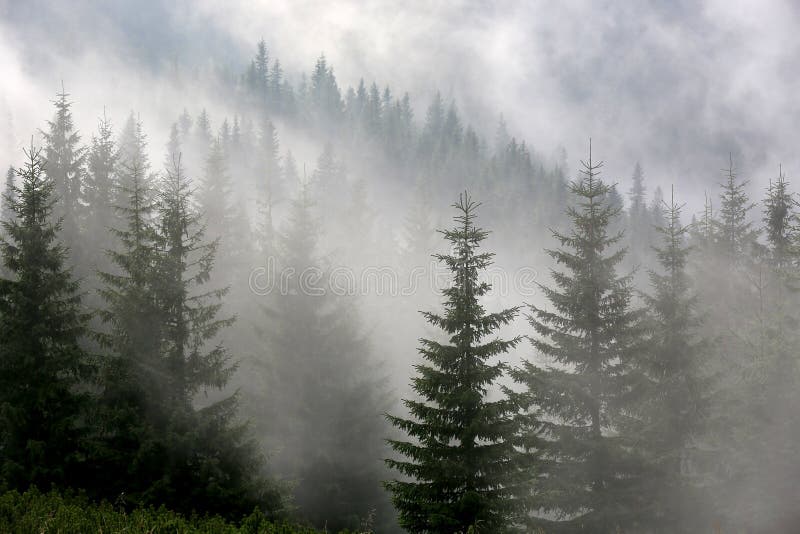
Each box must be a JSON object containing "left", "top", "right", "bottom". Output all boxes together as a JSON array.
[
  {"left": 386, "top": 193, "right": 534, "bottom": 534},
  {"left": 40, "top": 87, "right": 86, "bottom": 263},
  {"left": 0, "top": 145, "right": 93, "bottom": 491},
  {"left": 0, "top": 488, "right": 329, "bottom": 533},
  {"left": 148, "top": 157, "right": 279, "bottom": 518},
  {"left": 91, "top": 154, "right": 282, "bottom": 519},
  {"left": 93, "top": 160, "right": 162, "bottom": 502},
  {"left": 514, "top": 146, "right": 645, "bottom": 532}
]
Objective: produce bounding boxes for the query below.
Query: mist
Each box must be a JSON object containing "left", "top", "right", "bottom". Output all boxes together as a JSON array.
[{"left": 1, "top": 2, "right": 798, "bottom": 533}]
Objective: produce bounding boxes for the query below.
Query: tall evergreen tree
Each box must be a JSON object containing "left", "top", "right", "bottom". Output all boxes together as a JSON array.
[
  {"left": 146, "top": 157, "right": 281, "bottom": 518},
  {"left": 0, "top": 144, "right": 92, "bottom": 491},
  {"left": 198, "top": 137, "right": 233, "bottom": 241},
  {"left": 310, "top": 54, "right": 343, "bottom": 126},
  {"left": 198, "top": 136, "right": 251, "bottom": 288},
  {"left": 386, "top": 193, "right": 534, "bottom": 533},
  {"left": 93, "top": 161, "right": 163, "bottom": 502},
  {"left": 715, "top": 157, "right": 757, "bottom": 264},
  {"left": 627, "top": 162, "right": 650, "bottom": 259},
  {"left": 762, "top": 167, "right": 795, "bottom": 270},
  {"left": 83, "top": 112, "right": 118, "bottom": 273},
  {"left": 165, "top": 123, "right": 181, "bottom": 169},
  {"left": 253, "top": 179, "right": 394, "bottom": 531},
  {"left": 115, "top": 113, "right": 152, "bottom": 210},
  {"left": 256, "top": 118, "right": 282, "bottom": 258},
  {"left": 40, "top": 86, "right": 85, "bottom": 260},
  {"left": 624, "top": 188, "right": 709, "bottom": 532},
  {"left": 514, "top": 145, "right": 645, "bottom": 532},
  {"left": 2, "top": 166, "right": 15, "bottom": 223},
  {"left": 254, "top": 39, "right": 270, "bottom": 95}
]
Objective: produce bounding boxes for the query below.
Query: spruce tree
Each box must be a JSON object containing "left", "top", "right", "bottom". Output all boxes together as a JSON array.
[
  {"left": 40, "top": 86, "right": 85, "bottom": 262},
  {"left": 197, "top": 136, "right": 251, "bottom": 290},
  {"left": 627, "top": 162, "right": 650, "bottom": 259},
  {"left": 115, "top": 114, "right": 152, "bottom": 210},
  {"left": 386, "top": 193, "right": 533, "bottom": 533},
  {"left": 253, "top": 180, "right": 394, "bottom": 531},
  {"left": 762, "top": 167, "right": 795, "bottom": 270},
  {"left": 150, "top": 157, "right": 280, "bottom": 518},
  {"left": 165, "top": 123, "right": 181, "bottom": 169},
  {"left": 254, "top": 39, "right": 270, "bottom": 95},
  {"left": 93, "top": 161, "right": 163, "bottom": 501},
  {"left": 2, "top": 166, "right": 15, "bottom": 222},
  {"left": 514, "top": 145, "right": 644, "bottom": 532},
  {"left": 625, "top": 188, "right": 708, "bottom": 532},
  {"left": 716, "top": 157, "right": 757, "bottom": 264},
  {"left": 0, "top": 144, "right": 92, "bottom": 490},
  {"left": 83, "top": 112, "right": 118, "bottom": 274},
  {"left": 198, "top": 137, "right": 233, "bottom": 241},
  {"left": 256, "top": 118, "right": 281, "bottom": 257}
]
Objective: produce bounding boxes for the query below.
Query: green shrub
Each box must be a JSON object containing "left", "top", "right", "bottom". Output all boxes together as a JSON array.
[{"left": 0, "top": 488, "right": 331, "bottom": 533}]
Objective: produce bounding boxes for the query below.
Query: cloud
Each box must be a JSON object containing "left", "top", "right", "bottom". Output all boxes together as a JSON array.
[{"left": 2, "top": 0, "right": 799, "bottom": 211}]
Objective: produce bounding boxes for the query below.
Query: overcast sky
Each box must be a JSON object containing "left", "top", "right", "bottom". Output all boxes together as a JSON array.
[{"left": 2, "top": 0, "right": 798, "bottom": 211}]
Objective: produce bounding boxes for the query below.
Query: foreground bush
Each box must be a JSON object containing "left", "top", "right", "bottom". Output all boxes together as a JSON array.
[{"left": 0, "top": 489, "right": 348, "bottom": 533}]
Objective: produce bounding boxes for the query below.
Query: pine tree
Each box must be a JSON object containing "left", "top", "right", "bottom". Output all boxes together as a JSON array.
[
  {"left": 716, "top": 156, "right": 757, "bottom": 264},
  {"left": 310, "top": 54, "right": 342, "bottom": 126},
  {"left": 254, "top": 39, "right": 270, "bottom": 95},
  {"left": 625, "top": 188, "right": 708, "bottom": 532},
  {"left": 514, "top": 144, "right": 645, "bottom": 532},
  {"left": 270, "top": 59, "right": 283, "bottom": 108},
  {"left": 198, "top": 137, "right": 233, "bottom": 241},
  {"left": 40, "top": 86, "right": 85, "bottom": 260},
  {"left": 147, "top": 156, "right": 281, "bottom": 518},
  {"left": 198, "top": 136, "right": 251, "bottom": 287},
  {"left": 386, "top": 193, "right": 534, "bottom": 533},
  {"left": 83, "top": 112, "right": 118, "bottom": 273},
  {"left": 494, "top": 114, "right": 511, "bottom": 156},
  {"left": 253, "top": 180, "right": 394, "bottom": 531},
  {"left": 0, "top": 144, "right": 93, "bottom": 491},
  {"left": 93, "top": 161, "right": 163, "bottom": 501},
  {"left": 762, "top": 166, "right": 794, "bottom": 270},
  {"left": 165, "top": 123, "right": 181, "bottom": 169},
  {"left": 627, "top": 162, "right": 650, "bottom": 259},
  {"left": 194, "top": 109, "right": 213, "bottom": 153},
  {"left": 115, "top": 113, "right": 152, "bottom": 210},
  {"left": 256, "top": 118, "right": 282, "bottom": 258},
  {"left": 628, "top": 162, "right": 646, "bottom": 220},
  {"left": 2, "top": 166, "right": 15, "bottom": 223},
  {"left": 690, "top": 191, "right": 716, "bottom": 252}
]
